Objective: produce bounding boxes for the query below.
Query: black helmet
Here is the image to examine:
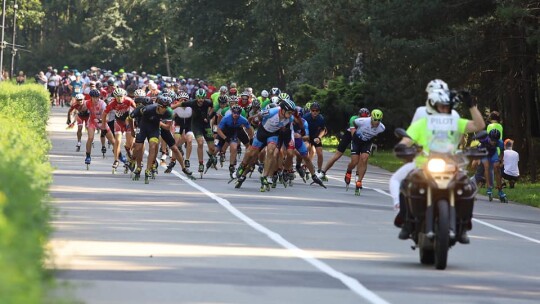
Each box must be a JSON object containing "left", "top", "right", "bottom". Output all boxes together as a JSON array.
[
  {"left": 488, "top": 129, "right": 501, "bottom": 141},
  {"left": 107, "top": 78, "right": 115, "bottom": 86},
  {"left": 310, "top": 102, "right": 321, "bottom": 111},
  {"left": 89, "top": 89, "right": 101, "bottom": 98},
  {"left": 156, "top": 95, "right": 172, "bottom": 107},
  {"left": 218, "top": 95, "right": 229, "bottom": 104},
  {"left": 135, "top": 96, "right": 152, "bottom": 106}
]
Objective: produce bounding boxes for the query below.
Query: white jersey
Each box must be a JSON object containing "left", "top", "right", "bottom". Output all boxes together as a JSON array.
[
  {"left": 412, "top": 106, "right": 460, "bottom": 123},
  {"left": 354, "top": 117, "right": 385, "bottom": 141},
  {"left": 503, "top": 150, "right": 519, "bottom": 177},
  {"left": 173, "top": 106, "right": 193, "bottom": 118},
  {"left": 260, "top": 107, "right": 293, "bottom": 133}
]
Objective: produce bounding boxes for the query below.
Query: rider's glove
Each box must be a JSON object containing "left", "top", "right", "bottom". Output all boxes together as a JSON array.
[
  {"left": 459, "top": 90, "right": 476, "bottom": 108},
  {"left": 66, "top": 118, "right": 71, "bottom": 125}
]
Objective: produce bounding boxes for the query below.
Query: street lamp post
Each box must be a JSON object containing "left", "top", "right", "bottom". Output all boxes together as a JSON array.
[
  {"left": 10, "top": 0, "right": 17, "bottom": 78},
  {"left": 0, "top": 0, "right": 7, "bottom": 80}
]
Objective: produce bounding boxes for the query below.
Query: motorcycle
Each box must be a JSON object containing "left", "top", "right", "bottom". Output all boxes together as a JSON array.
[{"left": 394, "top": 128, "right": 487, "bottom": 270}]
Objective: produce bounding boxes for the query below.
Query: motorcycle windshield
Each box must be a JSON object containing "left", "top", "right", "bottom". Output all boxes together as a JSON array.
[{"left": 426, "top": 114, "right": 461, "bottom": 154}]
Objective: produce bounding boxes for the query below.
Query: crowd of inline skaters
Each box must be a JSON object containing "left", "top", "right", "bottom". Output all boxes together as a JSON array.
[{"left": 50, "top": 66, "right": 386, "bottom": 193}]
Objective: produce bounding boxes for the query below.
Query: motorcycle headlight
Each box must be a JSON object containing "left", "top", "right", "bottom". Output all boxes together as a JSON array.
[{"left": 427, "top": 158, "right": 446, "bottom": 173}]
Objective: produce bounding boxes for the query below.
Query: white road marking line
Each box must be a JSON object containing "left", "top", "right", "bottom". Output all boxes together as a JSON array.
[{"left": 166, "top": 167, "right": 391, "bottom": 304}]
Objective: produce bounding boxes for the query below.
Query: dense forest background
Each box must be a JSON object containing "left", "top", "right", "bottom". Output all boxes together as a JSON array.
[{"left": 1, "top": 0, "right": 538, "bottom": 179}]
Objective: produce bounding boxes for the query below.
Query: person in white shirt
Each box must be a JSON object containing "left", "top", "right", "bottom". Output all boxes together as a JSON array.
[{"left": 502, "top": 139, "right": 519, "bottom": 188}]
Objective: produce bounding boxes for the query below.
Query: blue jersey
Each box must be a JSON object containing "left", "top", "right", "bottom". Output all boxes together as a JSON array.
[
  {"left": 479, "top": 137, "right": 504, "bottom": 157},
  {"left": 303, "top": 113, "right": 326, "bottom": 138},
  {"left": 219, "top": 113, "right": 250, "bottom": 130},
  {"left": 293, "top": 117, "right": 309, "bottom": 136},
  {"left": 70, "top": 80, "right": 83, "bottom": 96}
]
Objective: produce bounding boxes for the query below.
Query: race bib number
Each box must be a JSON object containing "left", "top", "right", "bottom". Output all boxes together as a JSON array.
[
  {"left": 427, "top": 115, "right": 458, "bottom": 131},
  {"left": 135, "top": 128, "right": 141, "bottom": 135}
]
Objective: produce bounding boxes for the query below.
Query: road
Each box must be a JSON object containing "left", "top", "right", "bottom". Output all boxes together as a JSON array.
[{"left": 47, "top": 107, "right": 540, "bottom": 304}]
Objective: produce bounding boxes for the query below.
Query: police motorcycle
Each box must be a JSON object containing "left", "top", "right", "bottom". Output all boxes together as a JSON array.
[{"left": 393, "top": 123, "right": 487, "bottom": 270}]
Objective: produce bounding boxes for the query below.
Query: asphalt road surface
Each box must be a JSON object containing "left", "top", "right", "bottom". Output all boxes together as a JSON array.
[{"left": 47, "top": 107, "right": 540, "bottom": 304}]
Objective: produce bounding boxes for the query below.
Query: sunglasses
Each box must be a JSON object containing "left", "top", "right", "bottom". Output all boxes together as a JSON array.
[
  {"left": 311, "top": 109, "right": 320, "bottom": 112},
  {"left": 372, "top": 119, "right": 381, "bottom": 122}
]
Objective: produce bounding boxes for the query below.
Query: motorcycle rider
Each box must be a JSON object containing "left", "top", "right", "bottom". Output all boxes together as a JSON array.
[{"left": 394, "top": 87, "right": 485, "bottom": 244}]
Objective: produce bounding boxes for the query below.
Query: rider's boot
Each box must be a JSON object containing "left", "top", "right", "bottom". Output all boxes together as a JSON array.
[
  {"left": 271, "top": 173, "right": 279, "bottom": 188},
  {"left": 212, "top": 155, "right": 218, "bottom": 169},
  {"left": 182, "top": 167, "right": 194, "bottom": 179},
  {"left": 198, "top": 162, "right": 205, "bottom": 173},
  {"left": 144, "top": 169, "right": 151, "bottom": 184},
  {"left": 219, "top": 152, "right": 226, "bottom": 167},
  {"left": 164, "top": 161, "right": 176, "bottom": 173},
  {"left": 258, "top": 162, "right": 264, "bottom": 174},
  {"left": 498, "top": 189, "right": 508, "bottom": 203},
  {"left": 184, "top": 159, "right": 190, "bottom": 168},
  {"left": 260, "top": 176, "right": 270, "bottom": 192},
  {"left": 76, "top": 142, "right": 81, "bottom": 152},
  {"left": 101, "top": 146, "right": 107, "bottom": 157},
  {"left": 318, "top": 170, "right": 328, "bottom": 182},
  {"left": 132, "top": 167, "right": 142, "bottom": 181},
  {"left": 457, "top": 230, "right": 470, "bottom": 244},
  {"left": 311, "top": 174, "right": 326, "bottom": 188},
  {"left": 304, "top": 165, "right": 311, "bottom": 181},
  {"left": 398, "top": 222, "right": 412, "bottom": 240},
  {"left": 296, "top": 164, "right": 306, "bottom": 181},
  {"left": 487, "top": 186, "right": 493, "bottom": 202},
  {"left": 229, "top": 164, "right": 236, "bottom": 179},
  {"left": 112, "top": 160, "right": 120, "bottom": 173},
  {"left": 355, "top": 179, "right": 363, "bottom": 196}
]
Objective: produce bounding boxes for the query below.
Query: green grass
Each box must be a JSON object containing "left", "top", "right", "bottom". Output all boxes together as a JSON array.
[{"left": 322, "top": 136, "right": 540, "bottom": 208}]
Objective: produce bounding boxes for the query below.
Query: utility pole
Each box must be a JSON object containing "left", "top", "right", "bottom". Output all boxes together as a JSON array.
[
  {"left": 10, "top": 0, "right": 17, "bottom": 78},
  {"left": 0, "top": 0, "right": 7, "bottom": 80}
]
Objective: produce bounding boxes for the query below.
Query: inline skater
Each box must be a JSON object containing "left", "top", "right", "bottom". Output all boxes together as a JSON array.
[{"left": 67, "top": 93, "right": 90, "bottom": 152}]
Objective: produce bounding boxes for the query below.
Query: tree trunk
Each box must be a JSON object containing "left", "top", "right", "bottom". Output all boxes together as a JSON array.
[
  {"left": 271, "top": 35, "right": 286, "bottom": 90},
  {"left": 163, "top": 34, "right": 171, "bottom": 77}
]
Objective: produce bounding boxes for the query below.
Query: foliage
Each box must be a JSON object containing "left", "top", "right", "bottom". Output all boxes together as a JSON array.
[{"left": 0, "top": 82, "right": 53, "bottom": 303}]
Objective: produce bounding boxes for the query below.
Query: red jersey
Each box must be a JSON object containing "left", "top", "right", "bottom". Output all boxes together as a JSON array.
[{"left": 104, "top": 97, "right": 136, "bottom": 121}]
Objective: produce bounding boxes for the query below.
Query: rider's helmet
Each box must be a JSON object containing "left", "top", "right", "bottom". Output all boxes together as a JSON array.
[
  {"left": 112, "top": 88, "right": 126, "bottom": 98},
  {"left": 270, "top": 87, "right": 281, "bottom": 96},
  {"left": 107, "top": 78, "right": 115, "bottom": 86},
  {"left": 218, "top": 95, "right": 229, "bottom": 104},
  {"left": 134, "top": 89, "right": 146, "bottom": 98},
  {"left": 426, "top": 89, "right": 452, "bottom": 114},
  {"left": 358, "top": 108, "right": 370, "bottom": 117},
  {"left": 89, "top": 89, "right": 101, "bottom": 98},
  {"left": 229, "top": 95, "right": 239, "bottom": 104},
  {"left": 279, "top": 98, "right": 296, "bottom": 112},
  {"left": 371, "top": 109, "right": 383, "bottom": 121},
  {"left": 489, "top": 129, "right": 501, "bottom": 141},
  {"left": 261, "top": 90, "right": 269, "bottom": 98},
  {"left": 278, "top": 92, "right": 290, "bottom": 102},
  {"left": 75, "top": 93, "right": 85, "bottom": 101},
  {"left": 230, "top": 105, "right": 242, "bottom": 114},
  {"left": 178, "top": 92, "right": 190, "bottom": 100},
  {"left": 195, "top": 88, "right": 206, "bottom": 99},
  {"left": 271, "top": 96, "right": 279, "bottom": 104},
  {"left": 251, "top": 99, "right": 261, "bottom": 109},
  {"left": 167, "top": 91, "right": 177, "bottom": 100},
  {"left": 425, "top": 79, "right": 449, "bottom": 94},
  {"left": 219, "top": 85, "right": 228, "bottom": 93},
  {"left": 310, "top": 102, "right": 321, "bottom": 111},
  {"left": 135, "top": 96, "right": 152, "bottom": 106},
  {"left": 156, "top": 95, "right": 172, "bottom": 107}
]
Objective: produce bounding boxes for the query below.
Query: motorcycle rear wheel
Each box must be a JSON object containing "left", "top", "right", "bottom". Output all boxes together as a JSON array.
[{"left": 434, "top": 200, "right": 450, "bottom": 270}]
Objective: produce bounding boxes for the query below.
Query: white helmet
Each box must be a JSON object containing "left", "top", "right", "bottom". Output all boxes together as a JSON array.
[
  {"left": 219, "top": 85, "right": 228, "bottom": 93},
  {"left": 261, "top": 90, "right": 269, "bottom": 98},
  {"left": 425, "top": 79, "right": 449, "bottom": 94},
  {"left": 426, "top": 89, "right": 451, "bottom": 114},
  {"left": 271, "top": 96, "right": 279, "bottom": 104}
]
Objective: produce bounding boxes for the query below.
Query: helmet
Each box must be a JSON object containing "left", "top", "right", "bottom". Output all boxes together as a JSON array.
[
  {"left": 240, "top": 91, "right": 249, "bottom": 97},
  {"left": 134, "top": 89, "right": 146, "bottom": 97},
  {"left": 310, "top": 102, "right": 321, "bottom": 111},
  {"left": 75, "top": 93, "right": 85, "bottom": 100},
  {"left": 230, "top": 105, "right": 242, "bottom": 114},
  {"left": 425, "top": 79, "right": 449, "bottom": 94},
  {"left": 161, "top": 88, "right": 170, "bottom": 94},
  {"left": 95, "top": 82, "right": 102, "bottom": 89},
  {"left": 426, "top": 89, "right": 452, "bottom": 114},
  {"left": 156, "top": 95, "right": 172, "bottom": 107},
  {"left": 219, "top": 85, "right": 228, "bottom": 93},
  {"left": 107, "top": 79, "right": 115, "bottom": 86},
  {"left": 251, "top": 99, "right": 261, "bottom": 108},
  {"left": 489, "top": 129, "right": 501, "bottom": 141},
  {"left": 271, "top": 96, "right": 279, "bottom": 104},
  {"left": 304, "top": 102, "right": 312, "bottom": 112},
  {"left": 218, "top": 95, "right": 229, "bottom": 104},
  {"left": 279, "top": 99, "right": 296, "bottom": 111},
  {"left": 358, "top": 108, "right": 370, "bottom": 117},
  {"left": 195, "top": 88, "right": 206, "bottom": 98},
  {"left": 112, "top": 88, "right": 126, "bottom": 98},
  {"left": 270, "top": 87, "right": 281, "bottom": 96},
  {"left": 178, "top": 92, "right": 189, "bottom": 100},
  {"left": 135, "top": 96, "right": 152, "bottom": 106},
  {"left": 295, "top": 106, "right": 304, "bottom": 117},
  {"left": 261, "top": 90, "right": 269, "bottom": 98},
  {"left": 167, "top": 91, "right": 177, "bottom": 100},
  {"left": 278, "top": 92, "right": 290, "bottom": 101},
  {"left": 229, "top": 95, "right": 239, "bottom": 103},
  {"left": 89, "top": 89, "right": 101, "bottom": 98},
  {"left": 63, "top": 65, "right": 69, "bottom": 70},
  {"left": 119, "top": 68, "right": 125, "bottom": 74},
  {"left": 371, "top": 109, "right": 383, "bottom": 120}
]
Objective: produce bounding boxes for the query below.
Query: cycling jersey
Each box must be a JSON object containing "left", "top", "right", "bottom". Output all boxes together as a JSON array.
[{"left": 260, "top": 107, "right": 293, "bottom": 133}]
